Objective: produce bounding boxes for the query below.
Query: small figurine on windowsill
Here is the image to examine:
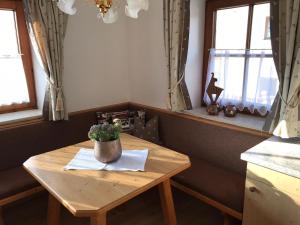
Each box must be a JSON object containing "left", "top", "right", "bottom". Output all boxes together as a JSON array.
[
  {"left": 206, "top": 73, "right": 223, "bottom": 115},
  {"left": 224, "top": 105, "right": 237, "bottom": 117}
]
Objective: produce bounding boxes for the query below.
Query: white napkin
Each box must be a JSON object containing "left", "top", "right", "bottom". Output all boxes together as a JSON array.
[{"left": 64, "top": 148, "right": 149, "bottom": 171}]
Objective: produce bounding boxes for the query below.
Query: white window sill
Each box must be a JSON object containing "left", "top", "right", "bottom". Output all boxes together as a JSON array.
[
  {"left": 0, "top": 109, "right": 43, "bottom": 126},
  {"left": 183, "top": 107, "right": 266, "bottom": 132}
]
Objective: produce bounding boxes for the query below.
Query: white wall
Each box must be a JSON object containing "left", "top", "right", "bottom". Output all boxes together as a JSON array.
[
  {"left": 33, "top": 0, "right": 205, "bottom": 112},
  {"left": 128, "top": 0, "right": 169, "bottom": 109},
  {"left": 128, "top": 0, "right": 206, "bottom": 109},
  {"left": 63, "top": 1, "right": 131, "bottom": 112},
  {"left": 186, "top": 0, "right": 206, "bottom": 108}
]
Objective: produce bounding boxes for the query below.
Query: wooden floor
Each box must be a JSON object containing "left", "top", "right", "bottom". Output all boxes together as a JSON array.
[{"left": 3, "top": 188, "right": 240, "bottom": 225}]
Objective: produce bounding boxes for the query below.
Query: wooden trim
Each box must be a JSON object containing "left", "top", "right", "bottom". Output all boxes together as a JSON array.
[
  {"left": 0, "top": 117, "right": 43, "bottom": 131},
  {"left": 0, "top": 102, "right": 129, "bottom": 131},
  {"left": 0, "top": 0, "right": 37, "bottom": 114},
  {"left": 0, "top": 103, "right": 37, "bottom": 115},
  {"left": 201, "top": 1, "right": 215, "bottom": 103},
  {"left": 171, "top": 180, "right": 243, "bottom": 221},
  {"left": 0, "top": 101, "right": 272, "bottom": 137},
  {"left": 206, "top": 0, "right": 268, "bottom": 10},
  {"left": 0, "top": 0, "right": 17, "bottom": 9},
  {"left": 246, "top": 5, "right": 254, "bottom": 50},
  {"left": 241, "top": 5, "right": 254, "bottom": 104},
  {"left": 15, "top": 0, "right": 37, "bottom": 109},
  {"left": 0, "top": 186, "right": 44, "bottom": 207},
  {"left": 129, "top": 102, "right": 271, "bottom": 138},
  {"left": 201, "top": 0, "right": 270, "bottom": 104}
]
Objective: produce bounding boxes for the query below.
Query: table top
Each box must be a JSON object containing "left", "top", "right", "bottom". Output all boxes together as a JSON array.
[
  {"left": 23, "top": 133, "right": 190, "bottom": 217},
  {"left": 241, "top": 136, "right": 300, "bottom": 179}
]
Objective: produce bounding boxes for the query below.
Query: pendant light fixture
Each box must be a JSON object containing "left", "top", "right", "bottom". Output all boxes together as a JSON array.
[{"left": 56, "top": 0, "right": 149, "bottom": 24}]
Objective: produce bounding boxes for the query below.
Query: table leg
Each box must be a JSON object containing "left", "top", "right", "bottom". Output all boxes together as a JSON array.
[
  {"left": 47, "top": 194, "right": 61, "bottom": 225},
  {"left": 90, "top": 212, "right": 107, "bottom": 225},
  {"left": 158, "top": 179, "right": 177, "bottom": 225}
]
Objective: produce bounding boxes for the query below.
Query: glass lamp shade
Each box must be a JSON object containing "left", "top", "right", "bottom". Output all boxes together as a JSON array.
[
  {"left": 125, "top": 0, "right": 149, "bottom": 19},
  {"left": 98, "top": 8, "right": 119, "bottom": 24},
  {"left": 57, "top": 0, "right": 77, "bottom": 15}
]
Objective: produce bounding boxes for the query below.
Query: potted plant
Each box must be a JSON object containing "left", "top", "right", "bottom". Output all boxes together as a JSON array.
[{"left": 88, "top": 120, "right": 122, "bottom": 163}]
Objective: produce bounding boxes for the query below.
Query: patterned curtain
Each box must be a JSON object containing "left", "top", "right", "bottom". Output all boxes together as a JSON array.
[
  {"left": 163, "top": 0, "right": 192, "bottom": 111},
  {"left": 264, "top": 0, "right": 300, "bottom": 138},
  {"left": 23, "top": 0, "right": 68, "bottom": 121}
]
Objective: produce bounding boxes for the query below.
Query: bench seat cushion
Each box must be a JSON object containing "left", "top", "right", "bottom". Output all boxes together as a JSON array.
[
  {"left": 174, "top": 157, "right": 245, "bottom": 212},
  {"left": 0, "top": 167, "right": 39, "bottom": 200}
]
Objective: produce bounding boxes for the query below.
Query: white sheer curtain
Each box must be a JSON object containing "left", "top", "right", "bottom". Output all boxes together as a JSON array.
[{"left": 204, "top": 49, "right": 279, "bottom": 116}]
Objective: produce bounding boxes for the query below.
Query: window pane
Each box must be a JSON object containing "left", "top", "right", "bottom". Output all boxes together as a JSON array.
[
  {"left": 0, "top": 57, "right": 30, "bottom": 106},
  {"left": 205, "top": 4, "right": 278, "bottom": 114},
  {"left": 0, "top": 10, "right": 19, "bottom": 54},
  {"left": 215, "top": 6, "right": 249, "bottom": 49},
  {"left": 250, "top": 3, "right": 272, "bottom": 49},
  {"left": 245, "top": 55, "right": 278, "bottom": 108},
  {"left": 213, "top": 53, "right": 245, "bottom": 104},
  {"left": 0, "top": 9, "right": 30, "bottom": 107}
]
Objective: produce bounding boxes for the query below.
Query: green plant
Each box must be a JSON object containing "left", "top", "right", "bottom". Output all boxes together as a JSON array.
[{"left": 88, "top": 120, "right": 122, "bottom": 142}]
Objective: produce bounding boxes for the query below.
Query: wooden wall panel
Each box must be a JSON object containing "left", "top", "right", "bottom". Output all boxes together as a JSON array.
[
  {"left": 129, "top": 103, "right": 268, "bottom": 176},
  {"left": 0, "top": 101, "right": 268, "bottom": 176}
]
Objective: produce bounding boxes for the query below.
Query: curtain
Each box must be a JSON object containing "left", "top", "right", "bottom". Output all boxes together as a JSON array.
[
  {"left": 204, "top": 49, "right": 279, "bottom": 116},
  {"left": 263, "top": 0, "right": 300, "bottom": 138},
  {"left": 23, "top": 0, "right": 68, "bottom": 121},
  {"left": 163, "top": 0, "right": 192, "bottom": 111}
]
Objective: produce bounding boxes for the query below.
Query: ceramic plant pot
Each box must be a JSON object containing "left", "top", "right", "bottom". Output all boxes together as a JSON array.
[{"left": 94, "top": 138, "right": 122, "bottom": 163}]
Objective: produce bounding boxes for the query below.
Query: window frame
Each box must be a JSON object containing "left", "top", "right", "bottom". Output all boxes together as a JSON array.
[
  {"left": 202, "top": 0, "right": 271, "bottom": 107},
  {"left": 0, "top": 0, "right": 36, "bottom": 114}
]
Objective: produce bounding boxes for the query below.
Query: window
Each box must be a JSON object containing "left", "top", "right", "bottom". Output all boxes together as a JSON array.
[
  {"left": 0, "top": 0, "right": 36, "bottom": 114},
  {"left": 202, "top": 0, "right": 279, "bottom": 116}
]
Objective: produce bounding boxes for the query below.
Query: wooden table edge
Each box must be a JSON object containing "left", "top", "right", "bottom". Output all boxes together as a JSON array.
[
  {"left": 23, "top": 163, "right": 79, "bottom": 216},
  {"left": 23, "top": 160, "right": 191, "bottom": 218}
]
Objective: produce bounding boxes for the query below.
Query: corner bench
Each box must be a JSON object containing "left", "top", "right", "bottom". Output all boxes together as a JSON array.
[
  {"left": 174, "top": 157, "right": 245, "bottom": 214},
  {"left": 0, "top": 167, "right": 44, "bottom": 225},
  {"left": 0, "top": 103, "right": 131, "bottom": 225}
]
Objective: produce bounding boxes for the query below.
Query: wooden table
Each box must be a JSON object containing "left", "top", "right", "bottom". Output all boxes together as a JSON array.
[{"left": 23, "top": 133, "right": 191, "bottom": 225}]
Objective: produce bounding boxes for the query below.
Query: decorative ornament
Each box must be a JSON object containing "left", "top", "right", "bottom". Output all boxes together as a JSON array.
[
  {"left": 224, "top": 105, "right": 237, "bottom": 117},
  {"left": 95, "top": 0, "right": 112, "bottom": 14},
  {"left": 206, "top": 73, "right": 224, "bottom": 115}
]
